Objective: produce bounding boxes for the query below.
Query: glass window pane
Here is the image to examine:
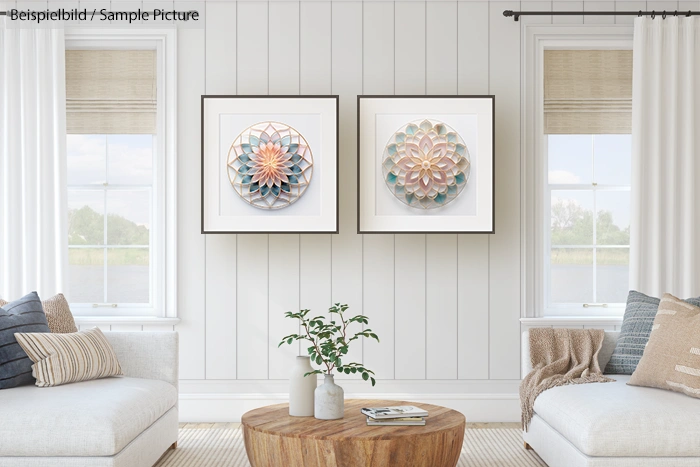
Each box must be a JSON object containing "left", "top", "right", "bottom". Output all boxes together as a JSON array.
[
  {"left": 596, "top": 248, "right": 630, "bottom": 303},
  {"left": 68, "top": 248, "right": 104, "bottom": 303},
  {"left": 106, "top": 191, "right": 151, "bottom": 245},
  {"left": 551, "top": 190, "right": 594, "bottom": 245},
  {"left": 107, "top": 135, "right": 154, "bottom": 185},
  {"left": 594, "top": 135, "right": 631, "bottom": 186},
  {"left": 596, "top": 191, "right": 631, "bottom": 246},
  {"left": 551, "top": 248, "right": 593, "bottom": 304},
  {"left": 107, "top": 248, "right": 149, "bottom": 304},
  {"left": 67, "top": 135, "right": 106, "bottom": 185},
  {"left": 548, "top": 135, "right": 592, "bottom": 184},
  {"left": 68, "top": 190, "right": 104, "bottom": 245}
]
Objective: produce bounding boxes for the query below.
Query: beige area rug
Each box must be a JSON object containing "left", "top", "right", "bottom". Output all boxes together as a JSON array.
[{"left": 156, "top": 425, "right": 546, "bottom": 467}]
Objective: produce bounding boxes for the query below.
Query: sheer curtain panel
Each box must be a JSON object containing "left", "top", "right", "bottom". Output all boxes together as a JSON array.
[
  {"left": 0, "top": 25, "right": 68, "bottom": 300},
  {"left": 630, "top": 17, "right": 700, "bottom": 297}
]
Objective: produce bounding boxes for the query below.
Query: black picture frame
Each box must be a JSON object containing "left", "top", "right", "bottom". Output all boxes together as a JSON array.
[
  {"left": 357, "top": 95, "right": 496, "bottom": 234},
  {"left": 201, "top": 95, "right": 340, "bottom": 234}
]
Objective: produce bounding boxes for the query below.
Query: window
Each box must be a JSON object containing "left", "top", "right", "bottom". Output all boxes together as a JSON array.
[
  {"left": 65, "top": 31, "right": 176, "bottom": 318},
  {"left": 536, "top": 46, "right": 633, "bottom": 316},
  {"left": 546, "top": 134, "right": 631, "bottom": 312}
]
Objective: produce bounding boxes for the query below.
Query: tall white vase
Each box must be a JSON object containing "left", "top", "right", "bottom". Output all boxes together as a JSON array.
[
  {"left": 314, "top": 374, "right": 344, "bottom": 420},
  {"left": 289, "top": 356, "right": 316, "bottom": 417}
]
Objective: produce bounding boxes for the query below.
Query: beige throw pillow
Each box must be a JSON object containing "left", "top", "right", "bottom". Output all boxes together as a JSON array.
[
  {"left": 628, "top": 293, "right": 700, "bottom": 398},
  {"left": 0, "top": 293, "right": 77, "bottom": 333},
  {"left": 14, "top": 327, "right": 123, "bottom": 387}
]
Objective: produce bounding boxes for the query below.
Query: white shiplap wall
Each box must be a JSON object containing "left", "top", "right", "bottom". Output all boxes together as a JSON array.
[{"left": 82, "top": 0, "right": 692, "bottom": 422}]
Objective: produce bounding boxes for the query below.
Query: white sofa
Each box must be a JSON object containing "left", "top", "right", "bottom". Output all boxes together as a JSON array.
[
  {"left": 0, "top": 332, "right": 179, "bottom": 467},
  {"left": 522, "top": 330, "right": 700, "bottom": 467}
]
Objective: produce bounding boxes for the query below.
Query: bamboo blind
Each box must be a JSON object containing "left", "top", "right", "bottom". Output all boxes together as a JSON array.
[
  {"left": 544, "top": 50, "right": 632, "bottom": 134},
  {"left": 66, "top": 50, "right": 156, "bottom": 134}
]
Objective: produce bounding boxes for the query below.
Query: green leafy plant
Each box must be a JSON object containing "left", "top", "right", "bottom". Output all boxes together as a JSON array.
[{"left": 279, "top": 303, "right": 380, "bottom": 386}]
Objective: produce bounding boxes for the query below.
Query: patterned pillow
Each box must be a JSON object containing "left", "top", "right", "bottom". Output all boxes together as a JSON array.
[
  {"left": 605, "top": 291, "right": 700, "bottom": 374},
  {"left": 0, "top": 293, "right": 77, "bottom": 334},
  {"left": 628, "top": 294, "right": 700, "bottom": 398},
  {"left": 0, "top": 292, "right": 51, "bottom": 389},
  {"left": 15, "top": 327, "right": 123, "bottom": 387}
]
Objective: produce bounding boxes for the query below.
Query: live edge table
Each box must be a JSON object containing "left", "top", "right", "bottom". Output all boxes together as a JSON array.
[{"left": 241, "top": 399, "right": 466, "bottom": 467}]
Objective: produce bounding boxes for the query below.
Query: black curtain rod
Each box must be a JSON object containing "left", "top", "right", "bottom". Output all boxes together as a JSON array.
[{"left": 504, "top": 9, "right": 700, "bottom": 21}]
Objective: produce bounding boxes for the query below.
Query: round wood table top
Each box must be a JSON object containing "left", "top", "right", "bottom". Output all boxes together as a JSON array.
[{"left": 241, "top": 399, "right": 466, "bottom": 440}]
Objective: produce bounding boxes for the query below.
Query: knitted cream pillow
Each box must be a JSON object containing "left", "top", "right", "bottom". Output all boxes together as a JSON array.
[
  {"left": 0, "top": 293, "right": 77, "bottom": 333},
  {"left": 628, "top": 293, "right": 700, "bottom": 398}
]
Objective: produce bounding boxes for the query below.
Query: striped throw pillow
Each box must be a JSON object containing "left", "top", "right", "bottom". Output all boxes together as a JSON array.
[
  {"left": 0, "top": 292, "right": 51, "bottom": 389},
  {"left": 629, "top": 294, "right": 700, "bottom": 399},
  {"left": 15, "top": 327, "right": 123, "bottom": 387},
  {"left": 0, "top": 293, "right": 77, "bottom": 334}
]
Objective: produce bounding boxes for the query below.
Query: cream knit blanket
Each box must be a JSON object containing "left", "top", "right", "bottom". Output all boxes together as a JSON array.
[{"left": 520, "top": 328, "right": 614, "bottom": 431}]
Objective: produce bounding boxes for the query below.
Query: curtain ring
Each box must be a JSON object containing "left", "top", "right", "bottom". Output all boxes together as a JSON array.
[
  {"left": 638, "top": 10, "right": 643, "bottom": 17},
  {"left": 687, "top": 10, "right": 692, "bottom": 17},
  {"left": 651, "top": 10, "right": 656, "bottom": 19},
  {"left": 674, "top": 10, "right": 678, "bottom": 17},
  {"left": 662, "top": 11, "right": 667, "bottom": 19}
]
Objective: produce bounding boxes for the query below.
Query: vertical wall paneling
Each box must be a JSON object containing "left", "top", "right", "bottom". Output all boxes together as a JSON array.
[
  {"left": 393, "top": 1, "right": 427, "bottom": 380},
  {"left": 298, "top": 1, "right": 333, "bottom": 374},
  {"left": 175, "top": 2, "right": 207, "bottom": 380},
  {"left": 488, "top": 1, "right": 521, "bottom": 380},
  {"left": 425, "top": 2, "right": 458, "bottom": 380},
  {"left": 361, "top": 1, "right": 397, "bottom": 380},
  {"left": 394, "top": 2, "right": 426, "bottom": 94},
  {"left": 325, "top": 1, "right": 364, "bottom": 378},
  {"left": 300, "top": 2, "right": 332, "bottom": 94},
  {"left": 236, "top": 2, "right": 270, "bottom": 380},
  {"left": 552, "top": 1, "right": 584, "bottom": 24},
  {"left": 269, "top": 2, "right": 300, "bottom": 95},
  {"left": 456, "top": 1, "right": 490, "bottom": 380},
  {"left": 204, "top": 2, "right": 238, "bottom": 381},
  {"left": 583, "top": 1, "right": 614, "bottom": 24},
  {"left": 267, "top": 1, "right": 302, "bottom": 379},
  {"left": 236, "top": 235, "right": 269, "bottom": 380},
  {"left": 237, "top": 2, "right": 269, "bottom": 95}
]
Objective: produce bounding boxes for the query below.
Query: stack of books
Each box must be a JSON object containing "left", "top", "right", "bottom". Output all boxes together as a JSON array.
[{"left": 361, "top": 405, "right": 428, "bottom": 426}]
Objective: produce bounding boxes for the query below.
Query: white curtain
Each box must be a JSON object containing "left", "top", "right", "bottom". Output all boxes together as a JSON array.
[
  {"left": 0, "top": 25, "right": 68, "bottom": 300},
  {"left": 630, "top": 17, "right": 700, "bottom": 297}
]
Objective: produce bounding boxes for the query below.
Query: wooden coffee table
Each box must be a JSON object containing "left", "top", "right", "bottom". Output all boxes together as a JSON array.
[{"left": 241, "top": 399, "right": 465, "bottom": 467}]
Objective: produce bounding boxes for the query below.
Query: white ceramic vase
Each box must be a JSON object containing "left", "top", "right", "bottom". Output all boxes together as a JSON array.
[
  {"left": 314, "top": 374, "right": 344, "bottom": 420},
  {"left": 289, "top": 356, "right": 316, "bottom": 417}
]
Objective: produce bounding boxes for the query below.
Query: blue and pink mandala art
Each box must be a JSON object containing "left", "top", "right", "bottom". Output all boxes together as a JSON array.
[
  {"left": 382, "top": 119, "right": 470, "bottom": 209},
  {"left": 227, "top": 122, "right": 313, "bottom": 210}
]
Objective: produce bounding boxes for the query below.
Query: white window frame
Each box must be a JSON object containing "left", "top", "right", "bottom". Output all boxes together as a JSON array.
[
  {"left": 521, "top": 25, "right": 633, "bottom": 319},
  {"left": 65, "top": 29, "right": 177, "bottom": 321}
]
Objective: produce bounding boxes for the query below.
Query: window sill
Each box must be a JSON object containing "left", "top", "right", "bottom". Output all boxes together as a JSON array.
[
  {"left": 520, "top": 316, "right": 622, "bottom": 327},
  {"left": 74, "top": 316, "right": 181, "bottom": 326}
]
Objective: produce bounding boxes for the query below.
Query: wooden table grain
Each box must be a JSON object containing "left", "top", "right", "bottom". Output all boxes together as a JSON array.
[{"left": 241, "top": 399, "right": 466, "bottom": 467}]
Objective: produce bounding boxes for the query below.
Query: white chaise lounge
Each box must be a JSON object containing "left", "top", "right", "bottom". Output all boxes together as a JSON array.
[
  {"left": 522, "top": 330, "right": 700, "bottom": 467},
  {"left": 0, "top": 332, "right": 179, "bottom": 467}
]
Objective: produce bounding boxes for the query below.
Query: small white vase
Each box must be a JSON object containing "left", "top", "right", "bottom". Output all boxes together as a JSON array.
[
  {"left": 314, "top": 374, "right": 344, "bottom": 420},
  {"left": 289, "top": 356, "right": 316, "bottom": 417}
]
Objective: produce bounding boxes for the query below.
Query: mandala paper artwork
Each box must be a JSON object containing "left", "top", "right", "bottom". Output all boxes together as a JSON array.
[
  {"left": 382, "top": 119, "right": 471, "bottom": 209},
  {"left": 227, "top": 122, "right": 313, "bottom": 210}
]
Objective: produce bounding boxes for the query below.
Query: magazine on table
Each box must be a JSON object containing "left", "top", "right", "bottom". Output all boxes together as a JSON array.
[
  {"left": 366, "top": 417, "right": 426, "bottom": 426},
  {"left": 361, "top": 405, "right": 428, "bottom": 420}
]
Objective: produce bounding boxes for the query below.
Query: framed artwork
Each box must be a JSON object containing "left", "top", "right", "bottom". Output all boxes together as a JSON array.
[
  {"left": 202, "top": 95, "right": 339, "bottom": 233},
  {"left": 357, "top": 95, "right": 495, "bottom": 234}
]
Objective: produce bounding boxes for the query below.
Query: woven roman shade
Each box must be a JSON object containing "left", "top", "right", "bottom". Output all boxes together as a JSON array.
[
  {"left": 66, "top": 50, "right": 156, "bottom": 134},
  {"left": 544, "top": 50, "right": 632, "bottom": 134}
]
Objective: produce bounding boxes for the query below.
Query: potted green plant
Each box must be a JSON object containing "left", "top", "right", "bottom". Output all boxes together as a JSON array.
[{"left": 279, "top": 303, "right": 379, "bottom": 420}]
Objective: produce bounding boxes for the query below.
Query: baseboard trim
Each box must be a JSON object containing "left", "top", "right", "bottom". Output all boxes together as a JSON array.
[{"left": 179, "top": 393, "right": 520, "bottom": 423}]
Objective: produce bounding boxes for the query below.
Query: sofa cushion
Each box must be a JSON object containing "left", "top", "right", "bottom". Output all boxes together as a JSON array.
[
  {"left": 0, "top": 377, "right": 177, "bottom": 456},
  {"left": 0, "top": 292, "right": 51, "bottom": 390},
  {"left": 533, "top": 375, "right": 700, "bottom": 457}
]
